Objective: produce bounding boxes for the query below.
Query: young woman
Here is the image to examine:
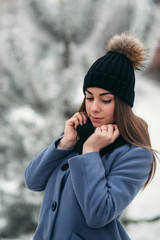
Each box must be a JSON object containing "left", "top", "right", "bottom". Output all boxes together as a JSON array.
[{"left": 25, "top": 33, "right": 157, "bottom": 240}]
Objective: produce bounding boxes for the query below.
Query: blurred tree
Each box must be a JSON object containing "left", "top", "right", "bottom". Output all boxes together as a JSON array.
[
  {"left": 147, "top": 40, "right": 160, "bottom": 80},
  {"left": 153, "top": 0, "right": 160, "bottom": 4}
]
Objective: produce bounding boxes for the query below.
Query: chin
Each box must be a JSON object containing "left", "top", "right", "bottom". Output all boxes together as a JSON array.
[{"left": 91, "top": 122, "right": 103, "bottom": 128}]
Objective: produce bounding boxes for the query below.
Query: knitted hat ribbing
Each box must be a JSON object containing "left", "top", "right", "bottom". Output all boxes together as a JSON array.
[{"left": 83, "top": 33, "right": 146, "bottom": 107}]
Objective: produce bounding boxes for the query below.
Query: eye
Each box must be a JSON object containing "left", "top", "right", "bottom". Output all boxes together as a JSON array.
[
  {"left": 85, "top": 97, "right": 94, "bottom": 101},
  {"left": 102, "top": 100, "right": 112, "bottom": 103}
]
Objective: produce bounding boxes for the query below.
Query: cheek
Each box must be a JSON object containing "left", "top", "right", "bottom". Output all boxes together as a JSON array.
[
  {"left": 85, "top": 101, "right": 89, "bottom": 114},
  {"left": 104, "top": 105, "right": 115, "bottom": 121}
]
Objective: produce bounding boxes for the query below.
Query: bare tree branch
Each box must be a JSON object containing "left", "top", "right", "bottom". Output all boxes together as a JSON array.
[{"left": 122, "top": 215, "right": 160, "bottom": 225}]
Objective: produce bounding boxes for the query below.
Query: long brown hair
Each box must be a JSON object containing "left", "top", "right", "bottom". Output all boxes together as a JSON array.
[{"left": 78, "top": 96, "right": 158, "bottom": 188}]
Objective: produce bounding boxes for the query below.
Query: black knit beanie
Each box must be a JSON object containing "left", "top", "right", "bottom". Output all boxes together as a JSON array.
[{"left": 83, "top": 33, "right": 146, "bottom": 107}]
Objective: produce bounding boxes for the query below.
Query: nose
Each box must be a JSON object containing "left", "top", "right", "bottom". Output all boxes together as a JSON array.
[{"left": 90, "top": 99, "right": 101, "bottom": 112}]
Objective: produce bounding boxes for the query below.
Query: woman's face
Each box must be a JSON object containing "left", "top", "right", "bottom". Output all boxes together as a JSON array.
[{"left": 85, "top": 87, "right": 115, "bottom": 127}]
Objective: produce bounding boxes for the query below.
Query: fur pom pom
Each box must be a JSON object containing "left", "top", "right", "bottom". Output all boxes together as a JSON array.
[{"left": 107, "top": 32, "right": 146, "bottom": 69}]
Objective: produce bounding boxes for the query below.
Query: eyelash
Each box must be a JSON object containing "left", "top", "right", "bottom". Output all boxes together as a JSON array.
[{"left": 85, "top": 97, "right": 112, "bottom": 103}]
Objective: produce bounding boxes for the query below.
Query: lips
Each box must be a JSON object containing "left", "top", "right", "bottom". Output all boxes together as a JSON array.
[{"left": 90, "top": 116, "right": 103, "bottom": 122}]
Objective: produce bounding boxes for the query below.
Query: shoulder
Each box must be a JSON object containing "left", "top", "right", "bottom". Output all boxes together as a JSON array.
[
  {"left": 104, "top": 144, "right": 153, "bottom": 173},
  {"left": 109, "top": 143, "right": 152, "bottom": 160}
]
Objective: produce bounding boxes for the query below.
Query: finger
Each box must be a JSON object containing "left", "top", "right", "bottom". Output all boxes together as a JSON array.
[
  {"left": 82, "top": 112, "right": 88, "bottom": 124},
  {"left": 112, "top": 124, "right": 118, "bottom": 131},
  {"left": 95, "top": 127, "right": 101, "bottom": 134},
  {"left": 79, "top": 112, "right": 88, "bottom": 124},
  {"left": 73, "top": 112, "right": 84, "bottom": 125},
  {"left": 113, "top": 127, "right": 120, "bottom": 138},
  {"left": 74, "top": 117, "right": 81, "bottom": 129},
  {"left": 76, "top": 113, "right": 84, "bottom": 125},
  {"left": 69, "top": 117, "right": 80, "bottom": 129},
  {"left": 100, "top": 125, "right": 108, "bottom": 131},
  {"left": 77, "top": 112, "right": 88, "bottom": 125},
  {"left": 101, "top": 129, "right": 108, "bottom": 137},
  {"left": 102, "top": 124, "right": 115, "bottom": 139},
  {"left": 99, "top": 126, "right": 107, "bottom": 137},
  {"left": 106, "top": 124, "right": 115, "bottom": 134}
]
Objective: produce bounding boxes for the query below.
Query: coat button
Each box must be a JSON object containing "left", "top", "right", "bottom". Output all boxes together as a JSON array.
[
  {"left": 52, "top": 202, "right": 57, "bottom": 211},
  {"left": 61, "top": 163, "right": 69, "bottom": 171}
]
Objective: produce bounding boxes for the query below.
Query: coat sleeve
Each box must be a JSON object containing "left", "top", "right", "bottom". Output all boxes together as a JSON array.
[
  {"left": 68, "top": 145, "right": 153, "bottom": 228},
  {"left": 25, "top": 137, "right": 73, "bottom": 191}
]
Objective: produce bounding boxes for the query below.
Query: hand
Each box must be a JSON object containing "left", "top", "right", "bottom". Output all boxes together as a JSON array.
[
  {"left": 59, "top": 112, "right": 87, "bottom": 149},
  {"left": 82, "top": 124, "right": 120, "bottom": 154}
]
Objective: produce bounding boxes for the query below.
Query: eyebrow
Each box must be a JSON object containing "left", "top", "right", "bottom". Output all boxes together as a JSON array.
[{"left": 85, "top": 89, "right": 113, "bottom": 96}]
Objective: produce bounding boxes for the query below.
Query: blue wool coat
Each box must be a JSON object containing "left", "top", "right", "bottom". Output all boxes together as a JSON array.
[{"left": 25, "top": 137, "right": 153, "bottom": 240}]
